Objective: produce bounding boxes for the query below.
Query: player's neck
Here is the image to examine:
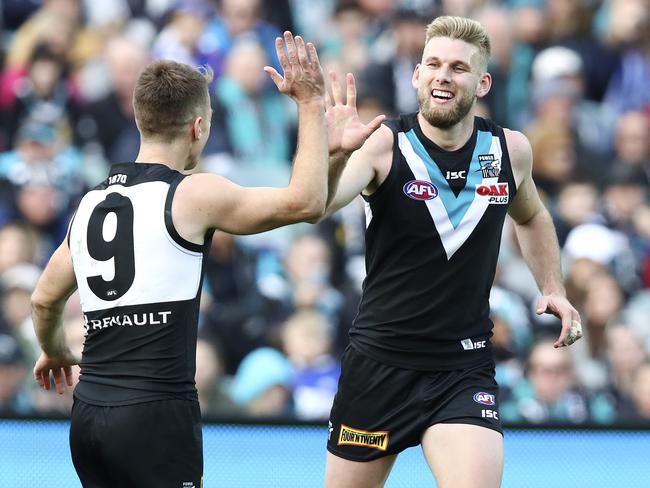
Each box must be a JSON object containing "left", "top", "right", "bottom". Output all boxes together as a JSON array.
[
  {"left": 135, "top": 141, "right": 190, "bottom": 172},
  {"left": 417, "top": 113, "right": 475, "bottom": 151}
]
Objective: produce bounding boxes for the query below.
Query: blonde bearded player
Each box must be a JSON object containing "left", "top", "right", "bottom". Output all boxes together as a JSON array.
[{"left": 320, "top": 16, "right": 582, "bottom": 488}]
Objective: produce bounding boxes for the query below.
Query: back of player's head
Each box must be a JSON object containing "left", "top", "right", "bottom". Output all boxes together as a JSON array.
[
  {"left": 133, "top": 60, "right": 213, "bottom": 141},
  {"left": 424, "top": 16, "right": 491, "bottom": 71}
]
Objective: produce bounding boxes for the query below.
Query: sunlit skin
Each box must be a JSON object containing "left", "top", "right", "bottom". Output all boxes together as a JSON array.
[{"left": 412, "top": 36, "right": 491, "bottom": 146}]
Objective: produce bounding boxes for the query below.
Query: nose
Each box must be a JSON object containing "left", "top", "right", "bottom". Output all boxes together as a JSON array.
[{"left": 434, "top": 65, "right": 452, "bottom": 85}]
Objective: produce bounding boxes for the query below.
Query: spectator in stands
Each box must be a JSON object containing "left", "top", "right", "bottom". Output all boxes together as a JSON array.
[
  {"left": 200, "top": 0, "right": 282, "bottom": 79},
  {"left": 281, "top": 310, "right": 340, "bottom": 420},
  {"left": 630, "top": 362, "right": 650, "bottom": 421},
  {"left": 359, "top": 8, "right": 426, "bottom": 116},
  {"left": 230, "top": 347, "right": 294, "bottom": 418},
  {"left": 0, "top": 332, "right": 31, "bottom": 414},
  {"left": 86, "top": 36, "right": 148, "bottom": 163},
  {"left": 501, "top": 338, "right": 613, "bottom": 424},
  {"left": 0, "top": 42, "right": 82, "bottom": 149},
  {"left": 194, "top": 336, "right": 236, "bottom": 417},
  {"left": 0, "top": 223, "right": 38, "bottom": 275},
  {"left": 207, "top": 38, "right": 293, "bottom": 170},
  {"left": 601, "top": 324, "right": 648, "bottom": 421}
]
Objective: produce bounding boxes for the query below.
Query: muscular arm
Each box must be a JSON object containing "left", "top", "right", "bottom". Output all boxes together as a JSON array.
[
  {"left": 31, "top": 241, "right": 80, "bottom": 393},
  {"left": 175, "top": 99, "right": 328, "bottom": 236},
  {"left": 506, "top": 129, "right": 581, "bottom": 347},
  {"left": 321, "top": 124, "right": 393, "bottom": 220}
]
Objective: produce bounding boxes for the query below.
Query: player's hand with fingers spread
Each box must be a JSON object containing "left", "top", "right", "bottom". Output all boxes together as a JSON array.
[
  {"left": 325, "top": 71, "right": 385, "bottom": 156},
  {"left": 536, "top": 293, "right": 582, "bottom": 348},
  {"left": 264, "top": 31, "right": 325, "bottom": 104},
  {"left": 34, "top": 349, "right": 81, "bottom": 395}
]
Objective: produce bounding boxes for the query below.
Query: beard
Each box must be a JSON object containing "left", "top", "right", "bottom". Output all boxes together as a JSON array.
[{"left": 417, "top": 86, "right": 475, "bottom": 129}]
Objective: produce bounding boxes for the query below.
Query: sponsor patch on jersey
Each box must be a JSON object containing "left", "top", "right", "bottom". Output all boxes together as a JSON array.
[
  {"left": 403, "top": 180, "right": 438, "bottom": 200},
  {"left": 478, "top": 154, "right": 501, "bottom": 178},
  {"left": 473, "top": 392, "right": 496, "bottom": 406},
  {"left": 476, "top": 183, "right": 509, "bottom": 204},
  {"left": 338, "top": 425, "right": 389, "bottom": 451}
]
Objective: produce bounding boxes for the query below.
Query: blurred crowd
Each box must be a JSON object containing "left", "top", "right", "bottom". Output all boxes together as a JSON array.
[{"left": 0, "top": 0, "right": 650, "bottom": 426}]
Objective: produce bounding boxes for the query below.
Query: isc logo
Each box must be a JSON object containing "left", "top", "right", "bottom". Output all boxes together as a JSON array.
[
  {"left": 403, "top": 180, "right": 438, "bottom": 200},
  {"left": 445, "top": 170, "right": 466, "bottom": 180},
  {"left": 481, "top": 409, "right": 499, "bottom": 419}
]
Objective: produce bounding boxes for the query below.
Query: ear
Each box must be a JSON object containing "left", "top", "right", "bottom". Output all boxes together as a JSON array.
[
  {"left": 191, "top": 117, "right": 203, "bottom": 141},
  {"left": 476, "top": 72, "right": 492, "bottom": 99},
  {"left": 411, "top": 64, "right": 421, "bottom": 90}
]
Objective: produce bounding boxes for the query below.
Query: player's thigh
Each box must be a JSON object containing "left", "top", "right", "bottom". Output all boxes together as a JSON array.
[
  {"left": 325, "top": 451, "right": 397, "bottom": 488},
  {"left": 421, "top": 423, "right": 503, "bottom": 488}
]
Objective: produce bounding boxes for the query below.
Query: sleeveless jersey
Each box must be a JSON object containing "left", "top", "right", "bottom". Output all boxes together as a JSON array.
[
  {"left": 68, "top": 163, "right": 212, "bottom": 405},
  {"left": 351, "top": 114, "right": 517, "bottom": 371}
]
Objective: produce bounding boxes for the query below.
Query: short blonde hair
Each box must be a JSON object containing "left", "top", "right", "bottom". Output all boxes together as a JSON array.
[{"left": 425, "top": 16, "right": 491, "bottom": 71}]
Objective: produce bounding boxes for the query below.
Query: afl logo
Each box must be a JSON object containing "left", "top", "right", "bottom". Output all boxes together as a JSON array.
[
  {"left": 403, "top": 180, "right": 438, "bottom": 200},
  {"left": 473, "top": 392, "right": 496, "bottom": 405}
]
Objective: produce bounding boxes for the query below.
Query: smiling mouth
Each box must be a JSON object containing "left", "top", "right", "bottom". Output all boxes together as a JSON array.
[{"left": 431, "top": 89, "right": 455, "bottom": 101}]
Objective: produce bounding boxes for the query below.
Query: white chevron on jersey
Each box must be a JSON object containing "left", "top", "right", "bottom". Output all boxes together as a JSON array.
[
  {"left": 398, "top": 131, "right": 503, "bottom": 259},
  {"left": 69, "top": 181, "right": 204, "bottom": 313}
]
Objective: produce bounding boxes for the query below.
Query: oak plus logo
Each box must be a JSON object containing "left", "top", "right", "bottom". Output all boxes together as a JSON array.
[{"left": 476, "top": 183, "right": 509, "bottom": 204}]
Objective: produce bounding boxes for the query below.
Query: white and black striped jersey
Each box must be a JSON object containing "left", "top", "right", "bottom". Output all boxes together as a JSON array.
[
  {"left": 68, "top": 162, "right": 212, "bottom": 405},
  {"left": 351, "top": 114, "right": 517, "bottom": 371}
]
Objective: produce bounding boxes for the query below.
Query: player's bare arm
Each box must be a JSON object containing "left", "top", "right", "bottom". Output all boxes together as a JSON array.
[
  {"left": 320, "top": 121, "right": 393, "bottom": 220},
  {"left": 506, "top": 129, "right": 582, "bottom": 348},
  {"left": 174, "top": 31, "right": 328, "bottom": 238},
  {"left": 31, "top": 241, "right": 81, "bottom": 394}
]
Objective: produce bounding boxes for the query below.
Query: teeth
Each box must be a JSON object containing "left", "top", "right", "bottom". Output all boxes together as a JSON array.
[{"left": 432, "top": 89, "right": 453, "bottom": 99}]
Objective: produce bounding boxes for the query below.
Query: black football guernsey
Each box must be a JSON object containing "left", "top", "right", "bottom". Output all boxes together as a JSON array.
[
  {"left": 68, "top": 163, "right": 212, "bottom": 405},
  {"left": 350, "top": 114, "right": 517, "bottom": 370}
]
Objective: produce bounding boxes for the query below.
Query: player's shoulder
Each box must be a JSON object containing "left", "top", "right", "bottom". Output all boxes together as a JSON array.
[
  {"left": 502, "top": 128, "right": 532, "bottom": 165},
  {"left": 361, "top": 123, "right": 394, "bottom": 156}
]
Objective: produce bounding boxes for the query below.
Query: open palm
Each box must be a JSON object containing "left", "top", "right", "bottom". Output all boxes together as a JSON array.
[{"left": 325, "top": 72, "right": 384, "bottom": 156}]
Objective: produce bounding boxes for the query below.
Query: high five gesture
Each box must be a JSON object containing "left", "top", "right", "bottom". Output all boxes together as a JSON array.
[{"left": 325, "top": 71, "right": 385, "bottom": 156}]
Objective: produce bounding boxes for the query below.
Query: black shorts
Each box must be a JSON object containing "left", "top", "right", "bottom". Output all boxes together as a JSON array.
[
  {"left": 327, "top": 345, "right": 502, "bottom": 462},
  {"left": 70, "top": 397, "right": 203, "bottom": 488}
]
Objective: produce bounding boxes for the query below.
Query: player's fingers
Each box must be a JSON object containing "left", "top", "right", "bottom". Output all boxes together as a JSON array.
[
  {"left": 365, "top": 114, "right": 386, "bottom": 135},
  {"left": 330, "top": 71, "right": 344, "bottom": 105},
  {"left": 34, "top": 369, "right": 44, "bottom": 388},
  {"left": 52, "top": 368, "right": 65, "bottom": 394},
  {"left": 554, "top": 309, "right": 573, "bottom": 348},
  {"left": 42, "top": 369, "right": 51, "bottom": 390},
  {"left": 325, "top": 90, "right": 333, "bottom": 110},
  {"left": 306, "top": 42, "right": 321, "bottom": 70},
  {"left": 345, "top": 73, "right": 356, "bottom": 107},
  {"left": 295, "top": 35, "right": 309, "bottom": 70},
  {"left": 274, "top": 37, "right": 289, "bottom": 73},
  {"left": 64, "top": 365, "right": 74, "bottom": 387},
  {"left": 264, "top": 66, "right": 284, "bottom": 90},
  {"left": 536, "top": 296, "right": 549, "bottom": 315},
  {"left": 284, "top": 31, "right": 298, "bottom": 67}
]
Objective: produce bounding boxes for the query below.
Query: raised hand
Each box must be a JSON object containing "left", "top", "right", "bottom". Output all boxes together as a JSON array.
[
  {"left": 325, "top": 71, "right": 385, "bottom": 156},
  {"left": 264, "top": 31, "right": 325, "bottom": 103}
]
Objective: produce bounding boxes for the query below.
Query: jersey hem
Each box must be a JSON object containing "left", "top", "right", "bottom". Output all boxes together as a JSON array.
[{"left": 349, "top": 340, "right": 494, "bottom": 372}]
